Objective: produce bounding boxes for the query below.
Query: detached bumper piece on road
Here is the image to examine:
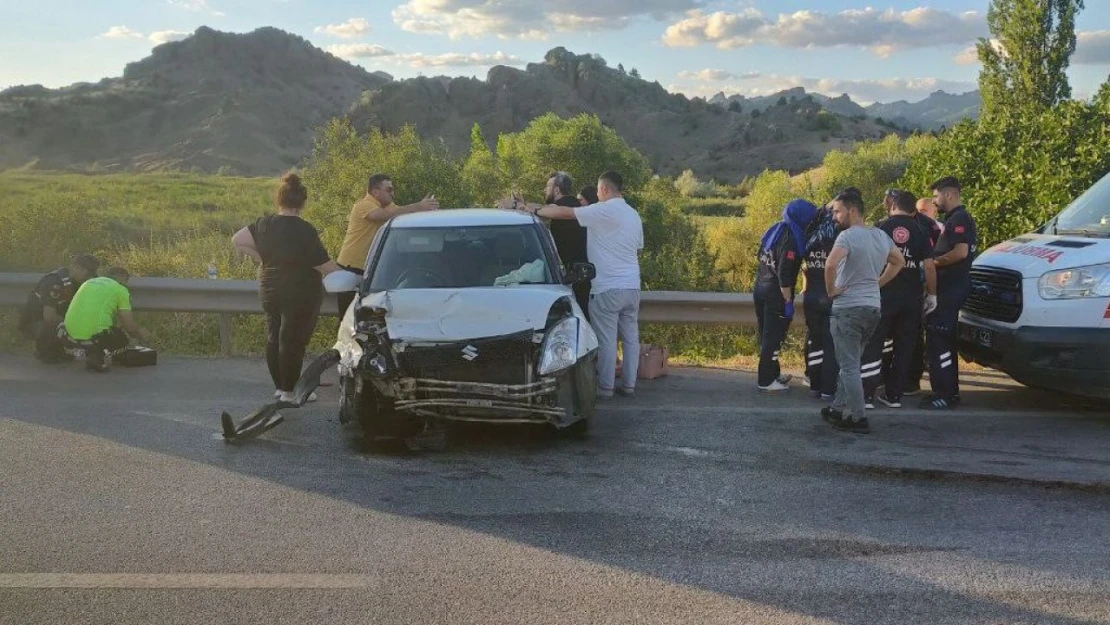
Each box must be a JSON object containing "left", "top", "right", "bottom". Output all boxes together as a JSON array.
[{"left": 220, "top": 350, "right": 339, "bottom": 443}]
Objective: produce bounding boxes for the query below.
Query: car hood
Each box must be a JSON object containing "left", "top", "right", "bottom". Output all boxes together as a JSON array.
[
  {"left": 977, "top": 233, "right": 1106, "bottom": 274},
  {"left": 361, "top": 286, "right": 574, "bottom": 342}
]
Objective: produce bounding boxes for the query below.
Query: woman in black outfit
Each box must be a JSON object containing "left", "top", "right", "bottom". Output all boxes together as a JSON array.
[
  {"left": 232, "top": 173, "right": 338, "bottom": 404},
  {"left": 802, "top": 200, "right": 841, "bottom": 399}
]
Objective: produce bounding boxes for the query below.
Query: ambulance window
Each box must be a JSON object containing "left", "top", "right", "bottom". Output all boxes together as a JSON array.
[{"left": 1055, "top": 172, "right": 1110, "bottom": 237}]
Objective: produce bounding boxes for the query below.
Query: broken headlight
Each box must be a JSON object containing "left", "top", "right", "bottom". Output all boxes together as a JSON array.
[{"left": 537, "top": 317, "right": 579, "bottom": 375}]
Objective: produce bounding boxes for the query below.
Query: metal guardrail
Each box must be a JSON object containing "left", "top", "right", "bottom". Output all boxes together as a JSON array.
[{"left": 1, "top": 273, "right": 769, "bottom": 353}]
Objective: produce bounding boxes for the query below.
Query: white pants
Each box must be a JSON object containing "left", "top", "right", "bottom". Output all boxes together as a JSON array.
[{"left": 590, "top": 289, "right": 641, "bottom": 392}]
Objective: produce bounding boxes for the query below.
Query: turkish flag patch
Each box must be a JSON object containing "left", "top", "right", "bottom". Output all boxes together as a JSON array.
[
  {"left": 954, "top": 225, "right": 966, "bottom": 234},
  {"left": 786, "top": 250, "right": 796, "bottom": 260},
  {"left": 892, "top": 226, "right": 910, "bottom": 244}
]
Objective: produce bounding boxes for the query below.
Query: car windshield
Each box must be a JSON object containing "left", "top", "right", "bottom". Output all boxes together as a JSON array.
[
  {"left": 368, "top": 225, "right": 555, "bottom": 290},
  {"left": 1053, "top": 172, "right": 1110, "bottom": 237}
]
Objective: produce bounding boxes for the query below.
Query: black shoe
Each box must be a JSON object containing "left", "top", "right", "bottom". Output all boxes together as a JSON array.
[
  {"left": 831, "top": 415, "right": 870, "bottom": 433},
  {"left": 876, "top": 393, "right": 902, "bottom": 408},
  {"left": 919, "top": 396, "right": 954, "bottom": 410},
  {"left": 821, "top": 406, "right": 844, "bottom": 422}
]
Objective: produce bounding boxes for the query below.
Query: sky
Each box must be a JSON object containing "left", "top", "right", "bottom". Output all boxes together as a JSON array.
[{"left": 1, "top": 0, "right": 1108, "bottom": 105}]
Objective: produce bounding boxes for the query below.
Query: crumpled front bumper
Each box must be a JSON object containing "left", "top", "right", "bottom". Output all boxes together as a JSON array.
[{"left": 391, "top": 376, "right": 563, "bottom": 423}]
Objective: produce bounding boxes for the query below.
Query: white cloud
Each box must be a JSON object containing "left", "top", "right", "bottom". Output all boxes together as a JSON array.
[
  {"left": 326, "top": 44, "right": 395, "bottom": 59},
  {"left": 99, "top": 26, "right": 144, "bottom": 40},
  {"left": 314, "top": 18, "right": 371, "bottom": 39},
  {"left": 166, "top": 0, "right": 224, "bottom": 17},
  {"left": 1075, "top": 31, "right": 1110, "bottom": 65},
  {"left": 663, "top": 7, "right": 986, "bottom": 56},
  {"left": 397, "top": 51, "right": 525, "bottom": 68},
  {"left": 674, "top": 69, "right": 763, "bottom": 81},
  {"left": 392, "top": 0, "right": 695, "bottom": 39},
  {"left": 954, "top": 39, "right": 1003, "bottom": 65},
  {"left": 678, "top": 69, "right": 736, "bottom": 81},
  {"left": 149, "top": 30, "right": 190, "bottom": 45},
  {"left": 673, "top": 74, "right": 976, "bottom": 105}
]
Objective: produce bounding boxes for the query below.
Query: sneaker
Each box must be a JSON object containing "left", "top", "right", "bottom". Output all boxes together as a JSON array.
[
  {"left": 808, "top": 389, "right": 822, "bottom": 399},
  {"left": 820, "top": 393, "right": 834, "bottom": 401},
  {"left": 597, "top": 389, "right": 614, "bottom": 399},
  {"left": 278, "top": 391, "right": 296, "bottom": 405},
  {"left": 876, "top": 393, "right": 902, "bottom": 408},
  {"left": 85, "top": 349, "right": 110, "bottom": 373},
  {"left": 305, "top": 391, "right": 318, "bottom": 403},
  {"left": 831, "top": 415, "right": 870, "bottom": 433},
  {"left": 274, "top": 390, "right": 283, "bottom": 399},
  {"left": 776, "top": 374, "right": 794, "bottom": 385},
  {"left": 903, "top": 386, "right": 921, "bottom": 396},
  {"left": 758, "top": 380, "right": 790, "bottom": 392},
  {"left": 919, "top": 396, "right": 955, "bottom": 410},
  {"left": 820, "top": 406, "right": 843, "bottom": 422},
  {"left": 864, "top": 400, "right": 875, "bottom": 410},
  {"left": 616, "top": 387, "right": 635, "bottom": 398}
]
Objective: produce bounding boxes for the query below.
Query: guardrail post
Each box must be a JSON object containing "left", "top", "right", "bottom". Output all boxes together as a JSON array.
[{"left": 218, "top": 314, "right": 233, "bottom": 356}]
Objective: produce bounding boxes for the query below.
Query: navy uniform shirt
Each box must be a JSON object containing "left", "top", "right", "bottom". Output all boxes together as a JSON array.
[
  {"left": 756, "top": 229, "right": 803, "bottom": 292},
  {"left": 935, "top": 205, "right": 977, "bottom": 280},
  {"left": 876, "top": 214, "right": 933, "bottom": 303}
]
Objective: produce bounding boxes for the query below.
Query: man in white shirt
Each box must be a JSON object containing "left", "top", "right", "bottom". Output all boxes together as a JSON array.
[{"left": 525, "top": 171, "right": 644, "bottom": 398}]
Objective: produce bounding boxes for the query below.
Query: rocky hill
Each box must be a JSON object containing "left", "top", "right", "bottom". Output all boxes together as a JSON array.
[
  {"left": 0, "top": 27, "right": 910, "bottom": 181},
  {"left": 865, "top": 90, "right": 981, "bottom": 130},
  {"left": 348, "top": 48, "right": 899, "bottom": 182},
  {"left": 0, "top": 27, "right": 390, "bottom": 174}
]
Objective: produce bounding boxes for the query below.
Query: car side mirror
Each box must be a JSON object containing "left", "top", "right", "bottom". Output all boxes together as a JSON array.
[{"left": 564, "top": 262, "right": 596, "bottom": 285}]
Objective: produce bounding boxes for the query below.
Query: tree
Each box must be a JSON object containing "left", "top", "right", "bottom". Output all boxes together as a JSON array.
[
  {"left": 777, "top": 96, "right": 788, "bottom": 107},
  {"left": 493, "top": 113, "right": 652, "bottom": 200},
  {"left": 617, "top": 63, "right": 626, "bottom": 75},
  {"left": 728, "top": 100, "right": 743, "bottom": 113},
  {"left": 978, "top": 0, "right": 1085, "bottom": 118},
  {"left": 302, "top": 119, "right": 471, "bottom": 250},
  {"left": 630, "top": 68, "right": 641, "bottom": 79},
  {"left": 462, "top": 123, "right": 501, "bottom": 206}
]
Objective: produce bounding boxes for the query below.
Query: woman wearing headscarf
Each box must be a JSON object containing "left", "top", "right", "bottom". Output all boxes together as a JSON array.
[
  {"left": 754, "top": 199, "right": 817, "bottom": 391},
  {"left": 801, "top": 197, "right": 843, "bottom": 399}
]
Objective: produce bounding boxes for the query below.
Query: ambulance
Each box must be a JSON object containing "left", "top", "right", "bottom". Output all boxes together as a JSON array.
[{"left": 957, "top": 170, "right": 1110, "bottom": 399}]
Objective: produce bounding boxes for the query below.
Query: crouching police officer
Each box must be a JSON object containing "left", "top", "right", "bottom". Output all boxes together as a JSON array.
[
  {"left": 922, "top": 177, "right": 977, "bottom": 409},
  {"left": 17, "top": 254, "right": 100, "bottom": 363}
]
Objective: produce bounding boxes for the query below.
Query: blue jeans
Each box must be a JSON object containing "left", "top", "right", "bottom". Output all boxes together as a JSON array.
[{"left": 831, "top": 306, "right": 881, "bottom": 420}]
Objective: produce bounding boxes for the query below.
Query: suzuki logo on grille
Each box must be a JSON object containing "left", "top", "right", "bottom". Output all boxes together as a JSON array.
[{"left": 461, "top": 345, "right": 479, "bottom": 361}]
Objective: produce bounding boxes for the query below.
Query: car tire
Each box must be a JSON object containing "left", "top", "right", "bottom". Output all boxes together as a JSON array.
[
  {"left": 558, "top": 353, "right": 597, "bottom": 438},
  {"left": 356, "top": 381, "right": 405, "bottom": 443}
]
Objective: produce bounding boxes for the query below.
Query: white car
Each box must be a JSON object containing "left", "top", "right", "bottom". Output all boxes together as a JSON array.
[{"left": 332, "top": 209, "right": 599, "bottom": 446}]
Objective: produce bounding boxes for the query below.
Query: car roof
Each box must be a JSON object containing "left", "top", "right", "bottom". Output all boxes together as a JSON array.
[{"left": 391, "top": 208, "right": 537, "bottom": 229}]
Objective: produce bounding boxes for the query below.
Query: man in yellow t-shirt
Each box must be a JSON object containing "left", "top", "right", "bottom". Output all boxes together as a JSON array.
[
  {"left": 335, "top": 173, "right": 439, "bottom": 315},
  {"left": 63, "top": 267, "right": 150, "bottom": 372}
]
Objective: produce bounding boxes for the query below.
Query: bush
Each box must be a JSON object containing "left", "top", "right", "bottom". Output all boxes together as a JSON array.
[{"left": 899, "top": 99, "right": 1110, "bottom": 247}]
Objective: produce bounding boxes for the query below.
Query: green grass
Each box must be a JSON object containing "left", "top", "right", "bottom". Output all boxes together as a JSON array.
[
  {"left": 678, "top": 196, "right": 747, "bottom": 217},
  {"left": 0, "top": 171, "right": 778, "bottom": 368}
]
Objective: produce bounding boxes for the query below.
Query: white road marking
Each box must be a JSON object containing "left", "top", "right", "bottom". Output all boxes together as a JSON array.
[{"left": 0, "top": 573, "right": 382, "bottom": 589}]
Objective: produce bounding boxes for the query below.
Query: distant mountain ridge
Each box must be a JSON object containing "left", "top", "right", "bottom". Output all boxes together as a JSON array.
[
  {"left": 0, "top": 26, "right": 970, "bottom": 179},
  {"left": 710, "top": 88, "right": 981, "bottom": 130}
]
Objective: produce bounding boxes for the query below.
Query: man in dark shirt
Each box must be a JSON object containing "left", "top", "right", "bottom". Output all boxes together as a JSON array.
[
  {"left": 544, "top": 171, "right": 591, "bottom": 318},
  {"left": 755, "top": 199, "right": 817, "bottom": 391},
  {"left": 922, "top": 176, "right": 978, "bottom": 409},
  {"left": 18, "top": 253, "right": 100, "bottom": 363},
  {"left": 905, "top": 196, "right": 945, "bottom": 393},
  {"left": 863, "top": 191, "right": 937, "bottom": 407}
]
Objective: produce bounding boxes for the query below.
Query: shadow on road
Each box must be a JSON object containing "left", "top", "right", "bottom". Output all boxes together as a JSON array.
[{"left": 3, "top": 354, "right": 1109, "bottom": 624}]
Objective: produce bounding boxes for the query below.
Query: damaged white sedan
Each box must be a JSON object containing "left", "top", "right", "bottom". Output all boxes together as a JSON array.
[{"left": 332, "top": 209, "right": 599, "bottom": 445}]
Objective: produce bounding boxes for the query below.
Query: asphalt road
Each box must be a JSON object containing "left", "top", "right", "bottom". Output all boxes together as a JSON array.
[{"left": 2, "top": 354, "right": 1109, "bottom": 625}]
